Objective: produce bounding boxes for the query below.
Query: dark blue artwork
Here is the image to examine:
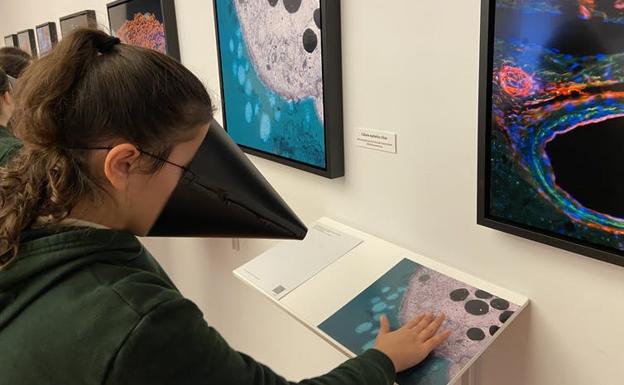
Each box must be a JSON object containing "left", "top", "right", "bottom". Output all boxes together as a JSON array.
[{"left": 483, "top": 0, "right": 624, "bottom": 263}]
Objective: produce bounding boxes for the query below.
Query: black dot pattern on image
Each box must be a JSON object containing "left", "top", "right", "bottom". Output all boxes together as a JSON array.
[
  {"left": 418, "top": 274, "right": 430, "bottom": 282},
  {"left": 490, "top": 298, "right": 510, "bottom": 311},
  {"left": 314, "top": 8, "right": 321, "bottom": 28},
  {"left": 302, "top": 29, "right": 317, "bottom": 53},
  {"left": 489, "top": 325, "right": 500, "bottom": 336},
  {"left": 268, "top": 0, "right": 278, "bottom": 6},
  {"left": 467, "top": 328, "right": 485, "bottom": 341},
  {"left": 475, "top": 290, "right": 493, "bottom": 299},
  {"left": 450, "top": 288, "right": 469, "bottom": 301},
  {"left": 465, "top": 300, "right": 489, "bottom": 315},
  {"left": 499, "top": 310, "right": 514, "bottom": 323},
  {"left": 283, "top": 0, "right": 302, "bottom": 13}
]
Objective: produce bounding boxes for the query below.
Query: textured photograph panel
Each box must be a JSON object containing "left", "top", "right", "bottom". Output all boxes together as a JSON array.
[
  {"left": 215, "top": 0, "right": 327, "bottom": 169},
  {"left": 108, "top": 0, "right": 167, "bottom": 54},
  {"left": 488, "top": 0, "right": 624, "bottom": 253},
  {"left": 319, "top": 259, "right": 519, "bottom": 385}
]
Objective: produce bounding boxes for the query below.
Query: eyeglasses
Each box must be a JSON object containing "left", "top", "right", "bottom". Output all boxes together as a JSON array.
[{"left": 77, "top": 146, "right": 197, "bottom": 183}]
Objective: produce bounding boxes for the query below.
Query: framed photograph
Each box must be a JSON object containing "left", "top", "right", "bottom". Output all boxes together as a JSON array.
[
  {"left": 36, "top": 22, "right": 58, "bottom": 56},
  {"left": 478, "top": 0, "right": 624, "bottom": 267},
  {"left": 107, "top": 0, "right": 180, "bottom": 60},
  {"left": 16, "top": 29, "right": 37, "bottom": 58},
  {"left": 4, "top": 34, "right": 18, "bottom": 47},
  {"left": 213, "top": 0, "right": 344, "bottom": 179},
  {"left": 59, "top": 10, "right": 97, "bottom": 38}
]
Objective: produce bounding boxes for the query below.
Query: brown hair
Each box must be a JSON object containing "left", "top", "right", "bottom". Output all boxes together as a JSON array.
[
  {"left": 0, "top": 68, "right": 9, "bottom": 94},
  {"left": 0, "top": 29, "right": 213, "bottom": 266},
  {"left": 0, "top": 54, "right": 30, "bottom": 78},
  {"left": 0, "top": 47, "right": 32, "bottom": 60}
]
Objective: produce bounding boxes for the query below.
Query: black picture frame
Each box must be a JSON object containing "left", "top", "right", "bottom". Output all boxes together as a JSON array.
[
  {"left": 106, "top": 0, "right": 180, "bottom": 61},
  {"left": 213, "top": 0, "right": 344, "bottom": 179},
  {"left": 4, "top": 34, "right": 18, "bottom": 47},
  {"left": 16, "top": 29, "right": 37, "bottom": 58},
  {"left": 477, "top": 0, "right": 624, "bottom": 268},
  {"left": 59, "top": 10, "right": 98, "bottom": 38},
  {"left": 35, "top": 22, "right": 59, "bottom": 56}
]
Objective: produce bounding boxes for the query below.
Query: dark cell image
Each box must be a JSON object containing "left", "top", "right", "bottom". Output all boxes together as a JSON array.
[
  {"left": 314, "top": 8, "right": 321, "bottom": 28},
  {"left": 319, "top": 259, "right": 520, "bottom": 385},
  {"left": 467, "top": 328, "right": 486, "bottom": 341},
  {"left": 546, "top": 117, "right": 624, "bottom": 218},
  {"left": 450, "top": 288, "right": 469, "bottom": 301},
  {"left": 465, "top": 300, "right": 490, "bottom": 316},
  {"left": 283, "top": 0, "right": 302, "bottom": 13},
  {"left": 302, "top": 28, "right": 318, "bottom": 53},
  {"left": 491, "top": 298, "right": 510, "bottom": 310},
  {"left": 475, "top": 290, "right": 493, "bottom": 299},
  {"left": 484, "top": 0, "right": 624, "bottom": 261},
  {"left": 268, "top": 0, "right": 279, "bottom": 6},
  {"left": 499, "top": 310, "right": 515, "bottom": 323},
  {"left": 108, "top": 0, "right": 168, "bottom": 54}
]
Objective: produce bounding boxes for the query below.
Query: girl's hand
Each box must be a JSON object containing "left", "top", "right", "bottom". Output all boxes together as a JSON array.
[{"left": 374, "top": 313, "right": 451, "bottom": 372}]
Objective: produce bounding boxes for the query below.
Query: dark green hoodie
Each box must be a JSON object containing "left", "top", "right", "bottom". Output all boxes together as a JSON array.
[{"left": 0, "top": 151, "right": 396, "bottom": 385}]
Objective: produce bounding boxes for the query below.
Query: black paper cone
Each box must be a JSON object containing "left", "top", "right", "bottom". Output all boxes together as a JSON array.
[{"left": 148, "top": 120, "right": 308, "bottom": 240}]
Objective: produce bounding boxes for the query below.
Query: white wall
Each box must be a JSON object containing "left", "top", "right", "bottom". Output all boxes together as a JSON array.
[{"left": 2, "top": 1, "right": 624, "bottom": 384}]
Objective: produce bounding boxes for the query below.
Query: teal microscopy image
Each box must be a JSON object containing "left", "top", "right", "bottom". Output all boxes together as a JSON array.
[{"left": 215, "top": 0, "right": 326, "bottom": 168}]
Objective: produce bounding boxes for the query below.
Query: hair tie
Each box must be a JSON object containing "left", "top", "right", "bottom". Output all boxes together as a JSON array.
[{"left": 96, "top": 36, "right": 121, "bottom": 54}]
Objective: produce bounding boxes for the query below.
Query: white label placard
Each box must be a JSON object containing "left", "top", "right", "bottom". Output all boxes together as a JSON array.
[
  {"left": 235, "top": 224, "right": 363, "bottom": 300},
  {"left": 354, "top": 128, "right": 397, "bottom": 153}
]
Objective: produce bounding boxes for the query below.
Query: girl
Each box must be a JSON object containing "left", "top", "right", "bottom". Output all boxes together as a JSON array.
[{"left": 0, "top": 29, "right": 449, "bottom": 385}]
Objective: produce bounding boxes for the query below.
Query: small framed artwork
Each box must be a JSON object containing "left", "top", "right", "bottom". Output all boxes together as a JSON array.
[
  {"left": 213, "top": 0, "right": 345, "bottom": 178},
  {"left": 59, "top": 10, "right": 97, "bottom": 38},
  {"left": 107, "top": 0, "right": 180, "bottom": 60},
  {"left": 4, "top": 34, "right": 18, "bottom": 47},
  {"left": 36, "top": 22, "right": 58, "bottom": 56},
  {"left": 16, "top": 29, "right": 37, "bottom": 58}
]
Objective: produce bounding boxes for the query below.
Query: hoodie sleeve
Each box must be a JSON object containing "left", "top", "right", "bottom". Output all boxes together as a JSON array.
[{"left": 102, "top": 297, "right": 396, "bottom": 385}]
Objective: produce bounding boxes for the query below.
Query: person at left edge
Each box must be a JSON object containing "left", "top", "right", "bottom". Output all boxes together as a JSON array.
[{"left": 0, "top": 68, "right": 19, "bottom": 164}]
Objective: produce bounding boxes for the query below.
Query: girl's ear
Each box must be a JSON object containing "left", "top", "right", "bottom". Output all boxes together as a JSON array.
[
  {"left": 103, "top": 143, "right": 142, "bottom": 191},
  {"left": 5, "top": 91, "right": 13, "bottom": 106}
]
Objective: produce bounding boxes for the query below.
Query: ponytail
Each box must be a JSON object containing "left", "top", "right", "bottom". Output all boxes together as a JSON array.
[{"left": 0, "top": 148, "right": 92, "bottom": 266}]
